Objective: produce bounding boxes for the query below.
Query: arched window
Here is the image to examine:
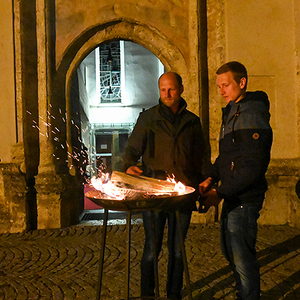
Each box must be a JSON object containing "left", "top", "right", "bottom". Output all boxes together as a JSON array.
[{"left": 98, "top": 41, "right": 122, "bottom": 103}]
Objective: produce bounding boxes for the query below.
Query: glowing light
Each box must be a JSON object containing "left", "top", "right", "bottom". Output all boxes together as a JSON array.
[
  {"left": 167, "top": 174, "right": 186, "bottom": 195},
  {"left": 91, "top": 173, "right": 126, "bottom": 200},
  {"left": 90, "top": 171, "right": 187, "bottom": 201}
]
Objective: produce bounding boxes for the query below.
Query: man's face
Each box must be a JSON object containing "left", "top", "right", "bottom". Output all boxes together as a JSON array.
[
  {"left": 216, "top": 71, "right": 246, "bottom": 104},
  {"left": 159, "top": 73, "right": 184, "bottom": 113}
]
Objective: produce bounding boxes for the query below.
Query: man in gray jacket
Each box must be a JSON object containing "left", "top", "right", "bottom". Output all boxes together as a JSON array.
[{"left": 122, "top": 71, "right": 208, "bottom": 299}]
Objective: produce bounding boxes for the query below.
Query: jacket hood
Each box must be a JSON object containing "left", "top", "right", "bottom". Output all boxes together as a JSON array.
[
  {"left": 242, "top": 91, "right": 270, "bottom": 110},
  {"left": 227, "top": 91, "right": 270, "bottom": 117}
]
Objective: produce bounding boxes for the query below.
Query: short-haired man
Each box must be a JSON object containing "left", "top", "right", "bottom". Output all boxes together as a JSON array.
[
  {"left": 122, "top": 71, "right": 208, "bottom": 299},
  {"left": 199, "top": 61, "right": 273, "bottom": 299}
]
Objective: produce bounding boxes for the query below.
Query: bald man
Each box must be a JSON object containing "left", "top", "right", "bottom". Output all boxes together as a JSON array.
[{"left": 122, "top": 72, "right": 209, "bottom": 299}]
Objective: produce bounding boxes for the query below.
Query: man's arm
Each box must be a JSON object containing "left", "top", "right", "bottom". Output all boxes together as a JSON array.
[{"left": 121, "top": 112, "right": 147, "bottom": 173}]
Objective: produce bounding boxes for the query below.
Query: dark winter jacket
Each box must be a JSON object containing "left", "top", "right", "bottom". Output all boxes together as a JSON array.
[
  {"left": 210, "top": 91, "right": 273, "bottom": 207},
  {"left": 121, "top": 98, "right": 208, "bottom": 205}
]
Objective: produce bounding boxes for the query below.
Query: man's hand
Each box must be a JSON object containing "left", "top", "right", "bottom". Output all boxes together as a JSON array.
[
  {"left": 198, "top": 189, "right": 222, "bottom": 213},
  {"left": 203, "top": 189, "right": 222, "bottom": 206},
  {"left": 126, "top": 166, "right": 143, "bottom": 176},
  {"left": 199, "top": 177, "right": 212, "bottom": 196}
]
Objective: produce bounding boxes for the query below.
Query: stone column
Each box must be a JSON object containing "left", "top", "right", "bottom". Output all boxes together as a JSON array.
[
  {"left": 35, "top": 0, "right": 83, "bottom": 229},
  {"left": 0, "top": 164, "right": 27, "bottom": 233}
]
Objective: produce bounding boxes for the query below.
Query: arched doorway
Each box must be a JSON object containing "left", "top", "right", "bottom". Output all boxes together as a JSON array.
[
  {"left": 34, "top": 19, "right": 190, "bottom": 228},
  {"left": 73, "top": 40, "right": 164, "bottom": 215},
  {"left": 56, "top": 21, "right": 189, "bottom": 223}
]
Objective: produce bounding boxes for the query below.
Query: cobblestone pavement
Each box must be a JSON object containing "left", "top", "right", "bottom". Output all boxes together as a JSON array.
[{"left": 1, "top": 215, "right": 300, "bottom": 300}]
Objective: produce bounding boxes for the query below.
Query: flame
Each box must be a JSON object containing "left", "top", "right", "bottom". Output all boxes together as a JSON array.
[
  {"left": 90, "top": 171, "right": 187, "bottom": 200},
  {"left": 91, "top": 173, "right": 125, "bottom": 200},
  {"left": 167, "top": 174, "right": 186, "bottom": 195}
]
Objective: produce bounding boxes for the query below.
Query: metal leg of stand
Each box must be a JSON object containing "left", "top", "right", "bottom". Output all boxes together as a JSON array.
[
  {"left": 175, "top": 210, "right": 192, "bottom": 300},
  {"left": 150, "top": 210, "right": 160, "bottom": 298},
  {"left": 96, "top": 209, "right": 109, "bottom": 300},
  {"left": 125, "top": 211, "right": 132, "bottom": 300}
]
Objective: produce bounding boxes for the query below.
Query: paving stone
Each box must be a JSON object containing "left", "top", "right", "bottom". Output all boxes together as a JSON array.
[{"left": 0, "top": 222, "right": 300, "bottom": 299}]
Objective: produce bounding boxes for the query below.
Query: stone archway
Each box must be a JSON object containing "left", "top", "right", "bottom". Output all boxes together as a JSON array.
[
  {"left": 35, "top": 20, "right": 191, "bottom": 229},
  {"left": 64, "top": 20, "right": 190, "bottom": 87},
  {"left": 63, "top": 20, "right": 190, "bottom": 174}
]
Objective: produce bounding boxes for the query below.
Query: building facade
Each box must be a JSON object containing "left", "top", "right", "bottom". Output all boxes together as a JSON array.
[{"left": 0, "top": 0, "right": 300, "bottom": 233}]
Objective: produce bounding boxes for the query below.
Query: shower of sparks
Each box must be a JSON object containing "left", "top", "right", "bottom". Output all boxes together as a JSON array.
[{"left": 26, "top": 109, "right": 91, "bottom": 177}]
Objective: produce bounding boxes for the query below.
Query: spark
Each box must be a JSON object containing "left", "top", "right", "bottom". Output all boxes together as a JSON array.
[
  {"left": 33, "top": 125, "right": 40, "bottom": 130},
  {"left": 26, "top": 109, "right": 90, "bottom": 167}
]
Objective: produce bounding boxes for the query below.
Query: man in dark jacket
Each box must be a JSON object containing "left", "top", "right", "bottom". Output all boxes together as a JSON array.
[
  {"left": 122, "top": 71, "right": 208, "bottom": 299},
  {"left": 199, "top": 61, "right": 273, "bottom": 300}
]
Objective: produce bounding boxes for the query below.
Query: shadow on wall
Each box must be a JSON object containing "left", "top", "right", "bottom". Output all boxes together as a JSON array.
[{"left": 296, "top": 179, "right": 300, "bottom": 199}]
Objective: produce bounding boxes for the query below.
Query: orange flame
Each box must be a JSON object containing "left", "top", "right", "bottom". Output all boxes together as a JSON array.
[
  {"left": 91, "top": 172, "right": 186, "bottom": 199},
  {"left": 91, "top": 176, "right": 125, "bottom": 200},
  {"left": 166, "top": 174, "right": 186, "bottom": 195}
]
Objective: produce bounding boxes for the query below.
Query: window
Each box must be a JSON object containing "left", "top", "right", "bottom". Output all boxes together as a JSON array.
[{"left": 99, "top": 41, "right": 121, "bottom": 103}]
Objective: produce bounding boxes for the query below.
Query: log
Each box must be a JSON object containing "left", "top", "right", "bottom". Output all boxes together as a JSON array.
[
  {"left": 110, "top": 171, "right": 177, "bottom": 193},
  {"left": 85, "top": 188, "right": 177, "bottom": 201}
]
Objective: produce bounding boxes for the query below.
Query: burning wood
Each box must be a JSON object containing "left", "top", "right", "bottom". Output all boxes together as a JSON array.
[
  {"left": 110, "top": 171, "right": 178, "bottom": 194},
  {"left": 87, "top": 171, "right": 184, "bottom": 201}
]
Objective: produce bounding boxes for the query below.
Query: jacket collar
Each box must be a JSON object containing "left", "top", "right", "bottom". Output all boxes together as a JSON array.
[{"left": 158, "top": 98, "right": 187, "bottom": 123}]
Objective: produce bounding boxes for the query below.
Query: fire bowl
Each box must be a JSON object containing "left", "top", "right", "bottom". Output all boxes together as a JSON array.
[{"left": 85, "top": 186, "right": 196, "bottom": 211}]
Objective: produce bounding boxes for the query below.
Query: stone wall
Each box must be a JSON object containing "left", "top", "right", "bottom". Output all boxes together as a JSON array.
[
  {"left": 262, "top": 160, "right": 300, "bottom": 227},
  {"left": 0, "top": 0, "right": 300, "bottom": 232},
  {"left": 0, "top": 1, "right": 17, "bottom": 163}
]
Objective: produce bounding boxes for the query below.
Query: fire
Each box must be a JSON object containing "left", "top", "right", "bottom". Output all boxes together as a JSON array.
[
  {"left": 90, "top": 171, "right": 186, "bottom": 200},
  {"left": 167, "top": 174, "right": 186, "bottom": 195},
  {"left": 91, "top": 174, "right": 125, "bottom": 200}
]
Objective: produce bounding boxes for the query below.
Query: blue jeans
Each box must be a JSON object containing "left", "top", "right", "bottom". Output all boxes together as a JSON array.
[
  {"left": 141, "top": 210, "right": 191, "bottom": 299},
  {"left": 220, "top": 201, "right": 263, "bottom": 300}
]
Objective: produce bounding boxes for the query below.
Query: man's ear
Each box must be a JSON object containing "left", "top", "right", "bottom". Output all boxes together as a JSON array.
[
  {"left": 240, "top": 77, "right": 246, "bottom": 89},
  {"left": 181, "top": 84, "right": 184, "bottom": 94}
]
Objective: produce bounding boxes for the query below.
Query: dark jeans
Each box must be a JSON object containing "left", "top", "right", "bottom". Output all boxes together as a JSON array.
[
  {"left": 141, "top": 210, "right": 191, "bottom": 299},
  {"left": 220, "top": 201, "right": 263, "bottom": 300}
]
